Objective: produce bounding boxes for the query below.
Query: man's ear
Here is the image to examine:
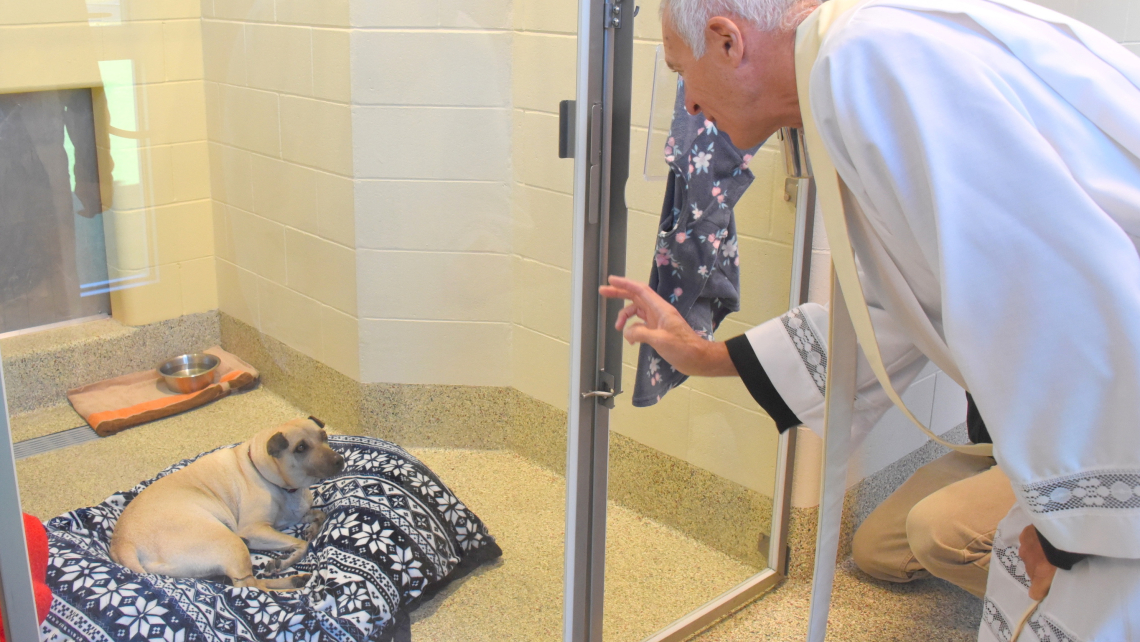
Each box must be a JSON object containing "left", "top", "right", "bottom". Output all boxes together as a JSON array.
[
  {"left": 308, "top": 416, "right": 325, "bottom": 428},
  {"left": 267, "top": 432, "right": 289, "bottom": 458},
  {"left": 707, "top": 16, "right": 745, "bottom": 64}
]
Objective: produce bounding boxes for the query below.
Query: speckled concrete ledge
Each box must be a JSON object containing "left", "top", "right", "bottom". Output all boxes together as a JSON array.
[
  {"left": 1, "top": 312, "right": 220, "bottom": 415},
  {"left": 219, "top": 314, "right": 363, "bottom": 432},
  {"left": 504, "top": 387, "right": 775, "bottom": 569},
  {"left": 10, "top": 403, "right": 87, "bottom": 443},
  {"left": 606, "top": 433, "right": 772, "bottom": 570},
  {"left": 848, "top": 424, "right": 968, "bottom": 529},
  {"left": 221, "top": 314, "right": 520, "bottom": 449},
  {"left": 362, "top": 383, "right": 515, "bottom": 450}
]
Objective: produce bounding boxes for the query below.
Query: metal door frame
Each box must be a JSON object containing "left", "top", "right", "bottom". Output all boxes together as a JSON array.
[
  {"left": 563, "top": 1, "right": 819, "bottom": 626},
  {"left": 563, "top": 0, "right": 626, "bottom": 638},
  {"left": 0, "top": 346, "right": 43, "bottom": 642}
]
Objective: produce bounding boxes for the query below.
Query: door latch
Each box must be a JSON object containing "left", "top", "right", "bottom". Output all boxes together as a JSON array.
[{"left": 582, "top": 371, "right": 622, "bottom": 409}]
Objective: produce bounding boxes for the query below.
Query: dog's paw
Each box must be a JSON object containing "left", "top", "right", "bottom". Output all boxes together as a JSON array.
[
  {"left": 290, "top": 573, "right": 312, "bottom": 588},
  {"left": 264, "top": 557, "right": 283, "bottom": 574},
  {"left": 302, "top": 510, "right": 327, "bottom": 540}
]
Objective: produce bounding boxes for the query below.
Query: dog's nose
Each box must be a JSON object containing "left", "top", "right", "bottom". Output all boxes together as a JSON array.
[{"left": 334, "top": 453, "right": 345, "bottom": 469}]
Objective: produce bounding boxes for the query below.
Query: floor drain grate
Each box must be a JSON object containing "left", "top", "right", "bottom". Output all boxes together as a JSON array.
[{"left": 14, "top": 426, "right": 100, "bottom": 460}]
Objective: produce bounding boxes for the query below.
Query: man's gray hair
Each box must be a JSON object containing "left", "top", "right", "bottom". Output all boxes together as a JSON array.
[{"left": 661, "top": 0, "right": 806, "bottom": 57}]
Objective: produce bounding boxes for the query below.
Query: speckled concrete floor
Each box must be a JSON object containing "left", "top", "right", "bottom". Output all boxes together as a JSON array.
[
  {"left": 406, "top": 448, "right": 759, "bottom": 642},
  {"left": 13, "top": 387, "right": 981, "bottom": 642},
  {"left": 692, "top": 560, "right": 981, "bottom": 642}
]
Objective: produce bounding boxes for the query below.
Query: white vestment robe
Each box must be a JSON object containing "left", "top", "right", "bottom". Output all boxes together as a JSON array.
[{"left": 738, "top": 0, "right": 1140, "bottom": 638}]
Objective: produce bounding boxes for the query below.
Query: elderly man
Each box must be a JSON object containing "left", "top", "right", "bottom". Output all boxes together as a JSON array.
[{"left": 601, "top": 0, "right": 1140, "bottom": 639}]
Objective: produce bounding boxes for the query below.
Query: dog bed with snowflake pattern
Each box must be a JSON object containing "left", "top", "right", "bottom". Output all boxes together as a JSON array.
[{"left": 40, "top": 435, "right": 502, "bottom": 642}]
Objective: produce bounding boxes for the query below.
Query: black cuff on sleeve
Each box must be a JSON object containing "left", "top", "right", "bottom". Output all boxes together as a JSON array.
[
  {"left": 725, "top": 334, "right": 802, "bottom": 433},
  {"left": 1036, "top": 529, "right": 1089, "bottom": 570},
  {"left": 965, "top": 392, "right": 993, "bottom": 445}
]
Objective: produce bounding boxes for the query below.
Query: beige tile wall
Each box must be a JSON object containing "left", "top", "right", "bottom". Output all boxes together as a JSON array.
[
  {"left": 353, "top": 1, "right": 515, "bottom": 386},
  {"left": 509, "top": 3, "right": 577, "bottom": 406},
  {"left": 204, "top": 0, "right": 359, "bottom": 379},
  {"left": 0, "top": 0, "right": 217, "bottom": 326}
]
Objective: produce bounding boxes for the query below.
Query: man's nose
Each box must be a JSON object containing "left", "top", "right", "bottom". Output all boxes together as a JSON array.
[{"left": 683, "top": 86, "right": 701, "bottom": 116}]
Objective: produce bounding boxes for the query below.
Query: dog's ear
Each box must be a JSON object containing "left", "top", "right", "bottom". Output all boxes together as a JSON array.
[
  {"left": 308, "top": 416, "right": 325, "bottom": 428},
  {"left": 267, "top": 432, "right": 289, "bottom": 458}
]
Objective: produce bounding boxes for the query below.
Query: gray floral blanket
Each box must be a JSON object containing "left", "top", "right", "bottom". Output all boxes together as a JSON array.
[{"left": 633, "top": 79, "right": 761, "bottom": 406}]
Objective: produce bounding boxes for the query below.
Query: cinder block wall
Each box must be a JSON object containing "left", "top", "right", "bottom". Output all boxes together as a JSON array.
[
  {"left": 204, "top": 0, "right": 360, "bottom": 380},
  {"left": 352, "top": 1, "right": 515, "bottom": 387},
  {"left": 508, "top": 1, "right": 577, "bottom": 409}
]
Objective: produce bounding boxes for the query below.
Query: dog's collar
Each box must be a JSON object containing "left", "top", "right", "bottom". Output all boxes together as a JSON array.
[{"left": 247, "top": 445, "right": 299, "bottom": 494}]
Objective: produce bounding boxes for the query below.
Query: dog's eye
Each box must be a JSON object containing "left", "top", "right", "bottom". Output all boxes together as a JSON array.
[{"left": 295, "top": 441, "right": 308, "bottom": 454}]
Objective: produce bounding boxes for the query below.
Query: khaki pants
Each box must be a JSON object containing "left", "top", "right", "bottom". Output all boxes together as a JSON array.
[{"left": 851, "top": 451, "right": 1016, "bottom": 598}]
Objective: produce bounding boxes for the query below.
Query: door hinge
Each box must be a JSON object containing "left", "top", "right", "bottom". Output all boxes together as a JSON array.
[
  {"left": 783, "top": 177, "right": 800, "bottom": 205},
  {"left": 605, "top": 0, "right": 623, "bottom": 29}
]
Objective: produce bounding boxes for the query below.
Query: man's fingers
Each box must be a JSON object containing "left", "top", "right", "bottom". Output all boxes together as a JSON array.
[
  {"left": 1028, "top": 565, "right": 1056, "bottom": 601},
  {"left": 623, "top": 321, "right": 667, "bottom": 346},
  {"left": 599, "top": 284, "right": 633, "bottom": 300},
  {"left": 1018, "top": 525, "right": 1057, "bottom": 601},
  {"left": 604, "top": 276, "right": 678, "bottom": 320},
  {"left": 600, "top": 276, "right": 656, "bottom": 303},
  {"left": 605, "top": 275, "right": 656, "bottom": 300},
  {"left": 615, "top": 303, "right": 640, "bottom": 330},
  {"left": 615, "top": 277, "right": 679, "bottom": 319}
]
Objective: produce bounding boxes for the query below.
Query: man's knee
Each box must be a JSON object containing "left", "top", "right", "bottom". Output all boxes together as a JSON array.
[
  {"left": 904, "top": 497, "right": 950, "bottom": 570},
  {"left": 905, "top": 494, "right": 994, "bottom": 597},
  {"left": 852, "top": 509, "right": 919, "bottom": 582},
  {"left": 851, "top": 521, "right": 879, "bottom": 575}
]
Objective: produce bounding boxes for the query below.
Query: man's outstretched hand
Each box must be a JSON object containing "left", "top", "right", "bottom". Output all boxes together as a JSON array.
[{"left": 598, "top": 276, "right": 737, "bottom": 377}]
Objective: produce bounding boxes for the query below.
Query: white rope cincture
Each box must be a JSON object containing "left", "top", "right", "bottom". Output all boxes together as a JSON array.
[{"left": 1010, "top": 598, "right": 1043, "bottom": 642}]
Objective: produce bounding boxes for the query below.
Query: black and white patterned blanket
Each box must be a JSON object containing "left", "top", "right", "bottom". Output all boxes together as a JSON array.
[{"left": 41, "top": 435, "right": 501, "bottom": 642}]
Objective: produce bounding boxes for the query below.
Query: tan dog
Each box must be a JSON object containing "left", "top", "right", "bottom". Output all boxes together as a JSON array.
[{"left": 110, "top": 417, "right": 345, "bottom": 590}]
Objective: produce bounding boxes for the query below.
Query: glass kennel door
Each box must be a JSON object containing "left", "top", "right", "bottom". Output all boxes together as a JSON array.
[
  {"left": 0, "top": 0, "right": 596, "bottom": 640},
  {"left": 574, "top": 7, "right": 811, "bottom": 639}
]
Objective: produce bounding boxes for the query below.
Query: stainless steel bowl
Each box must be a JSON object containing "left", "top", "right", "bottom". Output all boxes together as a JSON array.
[{"left": 158, "top": 353, "right": 220, "bottom": 393}]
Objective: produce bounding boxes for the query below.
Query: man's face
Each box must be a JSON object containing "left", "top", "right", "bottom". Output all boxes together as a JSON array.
[
  {"left": 663, "top": 15, "right": 736, "bottom": 134},
  {"left": 662, "top": 11, "right": 799, "bottom": 149}
]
